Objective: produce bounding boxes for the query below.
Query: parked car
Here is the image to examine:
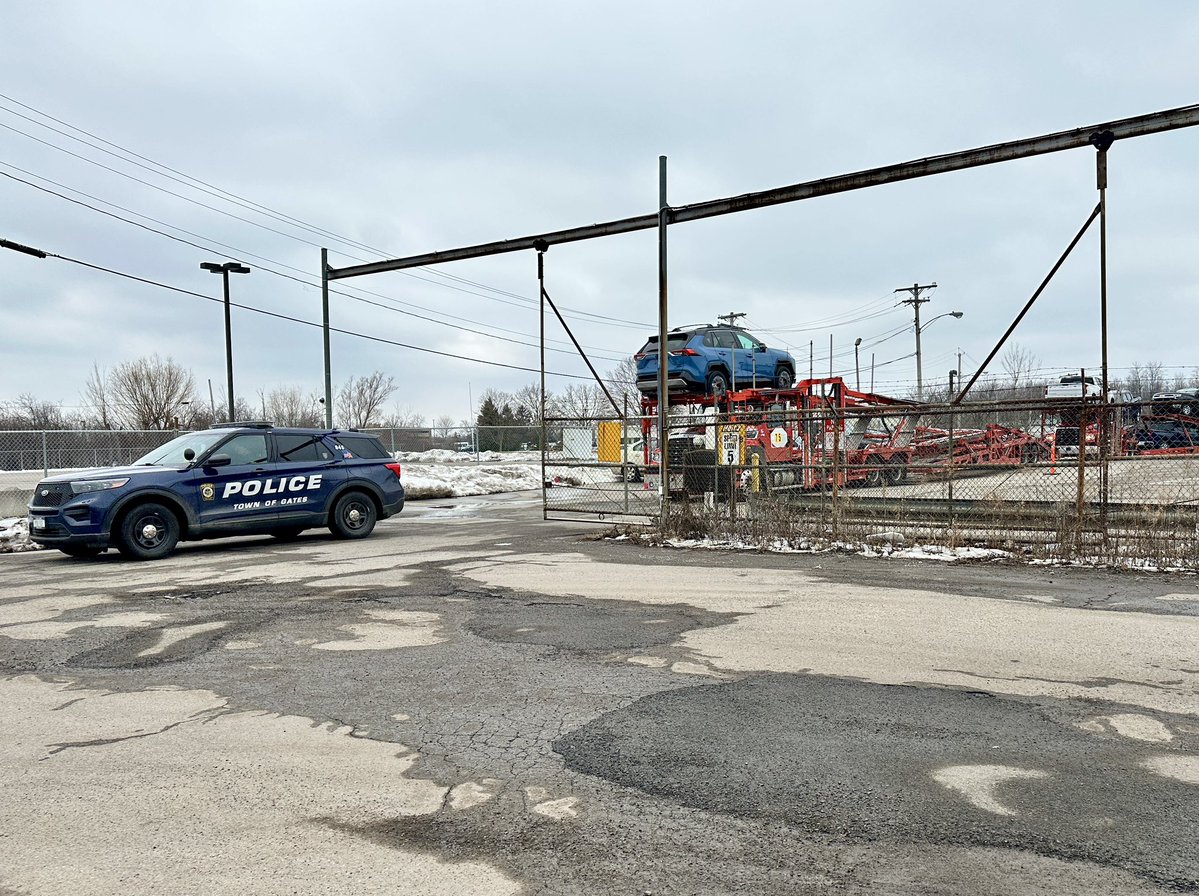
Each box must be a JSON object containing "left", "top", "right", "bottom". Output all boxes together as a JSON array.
[
  {"left": 1150, "top": 388, "right": 1199, "bottom": 418},
  {"left": 635, "top": 324, "right": 795, "bottom": 396},
  {"left": 1127, "top": 416, "right": 1199, "bottom": 453},
  {"left": 1045, "top": 374, "right": 1102, "bottom": 399},
  {"left": 27, "top": 422, "right": 405, "bottom": 560}
]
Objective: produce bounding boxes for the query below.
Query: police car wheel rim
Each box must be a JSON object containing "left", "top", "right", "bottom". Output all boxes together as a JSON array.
[
  {"left": 133, "top": 512, "right": 168, "bottom": 547},
  {"left": 343, "top": 502, "right": 367, "bottom": 529}
]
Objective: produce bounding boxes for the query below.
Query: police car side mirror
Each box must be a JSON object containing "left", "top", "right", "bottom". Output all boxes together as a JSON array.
[
  {"left": 184, "top": 448, "right": 196, "bottom": 461},
  {"left": 205, "top": 454, "right": 232, "bottom": 468}
]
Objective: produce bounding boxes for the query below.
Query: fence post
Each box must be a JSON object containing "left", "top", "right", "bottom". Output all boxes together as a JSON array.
[
  {"left": 41, "top": 430, "right": 48, "bottom": 478},
  {"left": 947, "top": 398, "right": 955, "bottom": 537},
  {"left": 831, "top": 401, "right": 841, "bottom": 538}
]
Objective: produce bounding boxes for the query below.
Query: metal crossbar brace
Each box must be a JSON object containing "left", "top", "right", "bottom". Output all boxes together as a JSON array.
[
  {"left": 326, "top": 104, "right": 1199, "bottom": 279},
  {"left": 953, "top": 203, "right": 1101, "bottom": 404},
  {"left": 538, "top": 252, "right": 622, "bottom": 416}
]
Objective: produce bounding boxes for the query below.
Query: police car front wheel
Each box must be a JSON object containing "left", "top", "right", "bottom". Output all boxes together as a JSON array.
[
  {"left": 116, "top": 501, "right": 180, "bottom": 560},
  {"left": 330, "top": 491, "right": 377, "bottom": 539}
]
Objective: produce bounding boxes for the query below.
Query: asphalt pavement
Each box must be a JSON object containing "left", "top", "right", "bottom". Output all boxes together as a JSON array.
[{"left": 1, "top": 491, "right": 1197, "bottom": 895}]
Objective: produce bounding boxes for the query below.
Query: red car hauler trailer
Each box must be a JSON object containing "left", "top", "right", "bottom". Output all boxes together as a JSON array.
[{"left": 640, "top": 378, "right": 1051, "bottom": 496}]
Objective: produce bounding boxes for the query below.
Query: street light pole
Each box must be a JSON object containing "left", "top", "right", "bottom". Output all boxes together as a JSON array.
[
  {"left": 201, "top": 261, "right": 251, "bottom": 422},
  {"left": 854, "top": 337, "right": 862, "bottom": 391}
]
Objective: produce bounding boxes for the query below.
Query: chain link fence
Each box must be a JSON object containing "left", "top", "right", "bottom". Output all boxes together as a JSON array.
[
  {"left": 545, "top": 397, "right": 1199, "bottom": 566},
  {"left": 0, "top": 429, "right": 182, "bottom": 517}
]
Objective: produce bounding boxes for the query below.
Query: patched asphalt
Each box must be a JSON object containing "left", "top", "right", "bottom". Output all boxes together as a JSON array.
[
  {"left": 2, "top": 497, "right": 1197, "bottom": 895},
  {"left": 556, "top": 674, "right": 1199, "bottom": 890}
]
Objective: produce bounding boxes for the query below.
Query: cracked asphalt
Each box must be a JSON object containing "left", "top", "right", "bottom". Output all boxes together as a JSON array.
[{"left": 2, "top": 490, "right": 1198, "bottom": 895}]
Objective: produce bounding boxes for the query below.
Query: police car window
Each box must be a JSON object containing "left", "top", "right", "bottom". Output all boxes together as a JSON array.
[
  {"left": 276, "top": 434, "right": 332, "bottom": 462},
  {"left": 331, "top": 433, "right": 390, "bottom": 459},
  {"left": 220, "top": 434, "right": 269, "bottom": 465}
]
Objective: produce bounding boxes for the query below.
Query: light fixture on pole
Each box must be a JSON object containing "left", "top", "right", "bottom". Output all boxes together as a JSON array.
[
  {"left": 911, "top": 310, "right": 963, "bottom": 399},
  {"left": 854, "top": 337, "right": 862, "bottom": 391},
  {"left": 201, "top": 261, "right": 251, "bottom": 422}
]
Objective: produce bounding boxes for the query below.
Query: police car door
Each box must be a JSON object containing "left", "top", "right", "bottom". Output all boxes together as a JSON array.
[
  {"left": 272, "top": 432, "right": 343, "bottom": 525},
  {"left": 194, "top": 432, "right": 278, "bottom": 529}
]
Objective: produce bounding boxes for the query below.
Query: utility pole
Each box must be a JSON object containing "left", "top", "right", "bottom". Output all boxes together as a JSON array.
[
  {"left": 895, "top": 281, "right": 937, "bottom": 399},
  {"left": 717, "top": 311, "right": 746, "bottom": 327}
]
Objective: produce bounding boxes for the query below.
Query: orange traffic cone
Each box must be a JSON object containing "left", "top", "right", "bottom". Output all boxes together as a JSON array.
[{"left": 1044, "top": 440, "right": 1059, "bottom": 476}]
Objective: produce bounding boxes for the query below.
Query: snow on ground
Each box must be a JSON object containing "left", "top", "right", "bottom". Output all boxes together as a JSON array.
[
  {"left": 400, "top": 461, "right": 541, "bottom": 500},
  {"left": 0, "top": 517, "right": 36, "bottom": 553}
]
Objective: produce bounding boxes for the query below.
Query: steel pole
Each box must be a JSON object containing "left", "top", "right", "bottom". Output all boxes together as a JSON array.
[
  {"left": 328, "top": 104, "right": 1199, "bottom": 279},
  {"left": 539, "top": 250, "right": 548, "bottom": 520},
  {"left": 321, "top": 248, "right": 333, "bottom": 428},
  {"left": 657, "top": 156, "right": 670, "bottom": 515},
  {"left": 912, "top": 286, "right": 923, "bottom": 399},
  {"left": 222, "top": 269, "right": 235, "bottom": 422}
]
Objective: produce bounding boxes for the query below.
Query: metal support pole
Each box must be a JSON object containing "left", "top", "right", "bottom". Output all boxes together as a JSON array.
[
  {"left": 657, "top": 156, "right": 670, "bottom": 516},
  {"left": 221, "top": 269, "right": 235, "bottom": 422},
  {"left": 1094, "top": 132, "right": 1113, "bottom": 531},
  {"left": 854, "top": 338, "right": 862, "bottom": 391},
  {"left": 539, "top": 250, "right": 548, "bottom": 520},
  {"left": 321, "top": 248, "right": 333, "bottom": 428}
]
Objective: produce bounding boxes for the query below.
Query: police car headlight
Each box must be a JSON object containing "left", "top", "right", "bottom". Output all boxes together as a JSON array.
[{"left": 70, "top": 478, "right": 130, "bottom": 494}]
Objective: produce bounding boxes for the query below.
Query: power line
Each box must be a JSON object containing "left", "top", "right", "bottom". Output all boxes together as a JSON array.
[
  {"left": 0, "top": 96, "right": 654, "bottom": 329},
  {"left": 0, "top": 165, "right": 629, "bottom": 362},
  {"left": 2, "top": 237, "right": 594, "bottom": 381}
]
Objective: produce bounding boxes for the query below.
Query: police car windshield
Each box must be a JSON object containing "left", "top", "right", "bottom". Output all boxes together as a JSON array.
[{"left": 133, "top": 433, "right": 219, "bottom": 466}]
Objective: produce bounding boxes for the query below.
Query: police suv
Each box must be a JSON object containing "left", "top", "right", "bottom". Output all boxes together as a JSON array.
[{"left": 27, "top": 423, "right": 405, "bottom": 560}]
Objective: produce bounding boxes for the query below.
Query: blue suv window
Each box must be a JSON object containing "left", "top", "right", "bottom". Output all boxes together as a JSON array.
[
  {"left": 219, "top": 433, "right": 269, "bottom": 465},
  {"left": 276, "top": 433, "right": 334, "bottom": 462}
]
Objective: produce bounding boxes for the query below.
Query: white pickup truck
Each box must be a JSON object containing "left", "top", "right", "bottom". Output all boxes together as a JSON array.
[{"left": 1045, "top": 374, "right": 1102, "bottom": 399}]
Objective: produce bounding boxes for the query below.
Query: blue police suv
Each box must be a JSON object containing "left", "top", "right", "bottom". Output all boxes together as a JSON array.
[{"left": 27, "top": 423, "right": 405, "bottom": 560}]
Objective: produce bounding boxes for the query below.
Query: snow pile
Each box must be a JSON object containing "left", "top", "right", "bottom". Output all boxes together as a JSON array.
[
  {"left": 648, "top": 532, "right": 1015, "bottom": 564},
  {"left": 394, "top": 449, "right": 542, "bottom": 465},
  {"left": 400, "top": 463, "right": 542, "bottom": 500},
  {"left": 0, "top": 517, "right": 38, "bottom": 554}
]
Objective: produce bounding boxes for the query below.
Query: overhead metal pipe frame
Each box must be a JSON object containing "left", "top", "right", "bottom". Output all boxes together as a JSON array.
[
  {"left": 326, "top": 104, "right": 1199, "bottom": 280},
  {"left": 320, "top": 103, "right": 1199, "bottom": 518}
]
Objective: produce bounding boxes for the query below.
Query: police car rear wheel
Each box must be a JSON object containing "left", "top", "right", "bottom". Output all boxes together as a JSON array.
[
  {"left": 330, "top": 491, "right": 377, "bottom": 539},
  {"left": 116, "top": 502, "right": 180, "bottom": 560}
]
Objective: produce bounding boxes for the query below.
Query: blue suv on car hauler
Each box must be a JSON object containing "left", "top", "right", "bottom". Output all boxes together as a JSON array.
[
  {"left": 27, "top": 423, "right": 405, "bottom": 560},
  {"left": 635, "top": 324, "right": 795, "bottom": 396}
]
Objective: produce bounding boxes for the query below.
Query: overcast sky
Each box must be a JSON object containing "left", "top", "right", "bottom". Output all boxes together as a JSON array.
[{"left": 3, "top": 2, "right": 1198, "bottom": 424}]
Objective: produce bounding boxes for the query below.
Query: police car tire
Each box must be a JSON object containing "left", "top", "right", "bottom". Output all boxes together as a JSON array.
[
  {"left": 116, "top": 501, "right": 180, "bottom": 560},
  {"left": 330, "top": 491, "right": 377, "bottom": 539}
]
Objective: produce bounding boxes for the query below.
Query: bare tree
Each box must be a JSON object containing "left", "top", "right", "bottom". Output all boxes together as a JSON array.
[
  {"left": 382, "top": 405, "right": 426, "bottom": 428},
  {"left": 107, "top": 354, "right": 198, "bottom": 429},
  {"left": 604, "top": 356, "right": 639, "bottom": 412},
  {"left": 82, "top": 363, "right": 116, "bottom": 429},
  {"left": 12, "top": 392, "right": 65, "bottom": 429},
  {"left": 511, "top": 383, "right": 545, "bottom": 426},
  {"left": 555, "top": 382, "right": 609, "bottom": 419},
  {"left": 262, "top": 385, "right": 323, "bottom": 427},
  {"left": 336, "top": 371, "right": 397, "bottom": 428},
  {"left": 1000, "top": 343, "right": 1040, "bottom": 394}
]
